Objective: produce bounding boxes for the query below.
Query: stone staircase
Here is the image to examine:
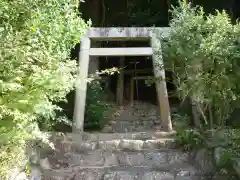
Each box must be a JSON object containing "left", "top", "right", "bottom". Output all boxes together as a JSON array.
[
  {"left": 32, "top": 131, "right": 206, "bottom": 180},
  {"left": 101, "top": 101, "right": 179, "bottom": 133}
]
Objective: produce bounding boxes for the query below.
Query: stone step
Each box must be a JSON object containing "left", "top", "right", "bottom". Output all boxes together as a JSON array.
[
  {"left": 44, "top": 131, "right": 177, "bottom": 153},
  {"left": 101, "top": 123, "right": 162, "bottom": 133},
  {"left": 43, "top": 149, "right": 194, "bottom": 172},
  {"left": 29, "top": 131, "right": 204, "bottom": 180},
  {"left": 51, "top": 138, "right": 177, "bottom": 153},
  {"left": 53, "top": 131, "right": 176, "bottom": 141},
  {"left": 41, "top": 166, "right": 201, "bottom": 180}
]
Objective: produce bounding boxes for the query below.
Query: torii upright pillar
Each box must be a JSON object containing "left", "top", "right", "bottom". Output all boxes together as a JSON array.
[
  {"left": 73, "top": 37, "right": 90, "bottom": 132},
  {"left": 151, "top": 32, "right": 172, "bottom": 132}
]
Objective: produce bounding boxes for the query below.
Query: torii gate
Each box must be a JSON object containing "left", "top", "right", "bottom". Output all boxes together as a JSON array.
[{"left": 73, "top": 27, "right": 173, "bottom": 132}]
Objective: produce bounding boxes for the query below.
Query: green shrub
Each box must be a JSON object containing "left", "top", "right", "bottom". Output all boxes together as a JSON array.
[
  {"left": 212, "top": 129, "right": 240, "bottom": 157},
  {"left": 175, "top": 128, "right": 206, "bottom": 151},
  {"left": 211, "top": 129, "right": 240, "bottom": 177},
  {"left": 0, "top": 0, "right": 88, "bottom": 177},
  {"left": 176, "top": 128, "right": 240, "bottom": 178},
  {"left": 162, "top": 0, "right": 240, "bottom": 128},
  {"left": 84, "top": 68, "right": 119, "bottom": 130},
  {"left": 85, "top": 79, "right": 110, "bottom": 130},
  {"left": 165, "top": 1, "right": 240, "bottom": 178}
]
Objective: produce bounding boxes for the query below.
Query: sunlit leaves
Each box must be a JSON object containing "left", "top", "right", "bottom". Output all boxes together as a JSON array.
[
  {"left": 162, "top": 1, "right": 240, "bottom": 126},
  {"left": 0, "top": 0, "right": 88, "bottom": 177}
]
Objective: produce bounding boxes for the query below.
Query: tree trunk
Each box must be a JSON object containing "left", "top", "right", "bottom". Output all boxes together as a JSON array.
[{"left": 190, "top": 96, "right": 201, "bottom": 128}]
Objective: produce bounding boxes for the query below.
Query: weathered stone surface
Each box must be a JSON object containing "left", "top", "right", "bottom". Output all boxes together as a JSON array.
[
  {"left": 195, "top": 148, "right": 216, "bottom": 174},
  {"left": 102, "top": 125, "right": 114, "bottom": 133},
  {"left": 42, "top": 175, "right": 66, "bottom": 180},
  {"left": 178, "top": 166, "right": 199, "bottom": 176},
  {"left": 115, "top": 172, "right": 137, "bottom": 180},
  {"left": 39, "top": 158, "right": 51, "bottom": 170},
  {"left": 47, "top": 154, "right": 70, "bottom": 169},
  {"left": 73, "top": 141, "right": 97, "bottom": 152},
  {"left": 55, "top": 140, "right": 73, "bottom": 153},
  {"left": 101, "top": 101, "right": 163, "bottom": 133},
  {"left": 88, "top": 27, "right": 153, "bottom": 39},
  {"left": 71, "top": 151, "right": 105, "bottom": 166},
  {"left": 104, "top": 171, "right": 137, "bottom": 180},
  {"left": 99, "top": 140, "right": 120, "bottom": 150},
  {"left": 119, "top": 140, "right": 144, "bottom": 151},
  {"left": 168, "top": 151, "right": 190, "bottom": 165},
  {"left": 145, "top": 152, "right": 168, "bottom": 168},
  {"left": 176, "top": 170, "right": 191, "bottom": 176},
  {"left": 175, "top": 175, "right": 198, "bottom": 180},
  {"left": 50, "top": 151, "right": 106, "bottom": 168},
  {"left": 118, "top": 152, "right": 145, "bottom": 166},
  {"left": 74, "top": 171, "right": 104, "bottom": 180},
  {"left": 104, "top": 152, "right": 119, "bottom": 166},
  {"left": 164, "top": 139, "right": 176, "bottom": 148},
  {"left": 175, "top": 170, "right": 199, "bottom": 180},
  {"left": 20, "top": 119, "right": 209, "bottom": 180},
  {"left": 81, "top": 133, "right": 98, "bottom": 142},
  {"left": 28, "top": 146, "right": 207, "bottom": 180},
  {"left": 154, "top": 131, "right": 176, "bottom": 138},
  {"left": 103, "top": 172, "right": 117, "bottom": 180},
  {"left": 143, "top": 140, "right": 165, "bottom": 149},
  {"left": 142, "top": 172, "right": 174, "bottom": 180}
]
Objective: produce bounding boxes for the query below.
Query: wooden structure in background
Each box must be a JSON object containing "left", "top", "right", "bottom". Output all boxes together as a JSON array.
[
  {"left": 73, "top": 27, "right": 173, "bottom": 132},
  {"left": 130, "top": 76, "right": 154, "bottom": 106},
  {"left": 116, "top": 56, "right": 124, "bottom": 105}
]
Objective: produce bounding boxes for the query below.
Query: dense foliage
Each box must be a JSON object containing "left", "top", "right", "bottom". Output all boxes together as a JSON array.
[
  {"left": 176, "top": 128, "right": 240, "bottom": 178},
  {"left": 85, "top": 79, "right": 109, "bottom": 130},
  {"left": 88, "top": 0, "right": 239, "bottom": 27},
  {"left": 164, "top": 1, "right": 240, "bottom": 178},
  {"left": 163, "top": 0, "right": 240, "bottom": 128},
  {"left": 84, "top": 68, "right": 118, "bottom": 130},
  {"left": 0, "top": 0, "right": 88, "bottom": 177}
]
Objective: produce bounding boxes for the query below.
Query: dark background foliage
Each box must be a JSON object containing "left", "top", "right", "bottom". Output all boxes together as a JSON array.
[{"left": 80, "top": 0, "right": 240, "bottom": 27}]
